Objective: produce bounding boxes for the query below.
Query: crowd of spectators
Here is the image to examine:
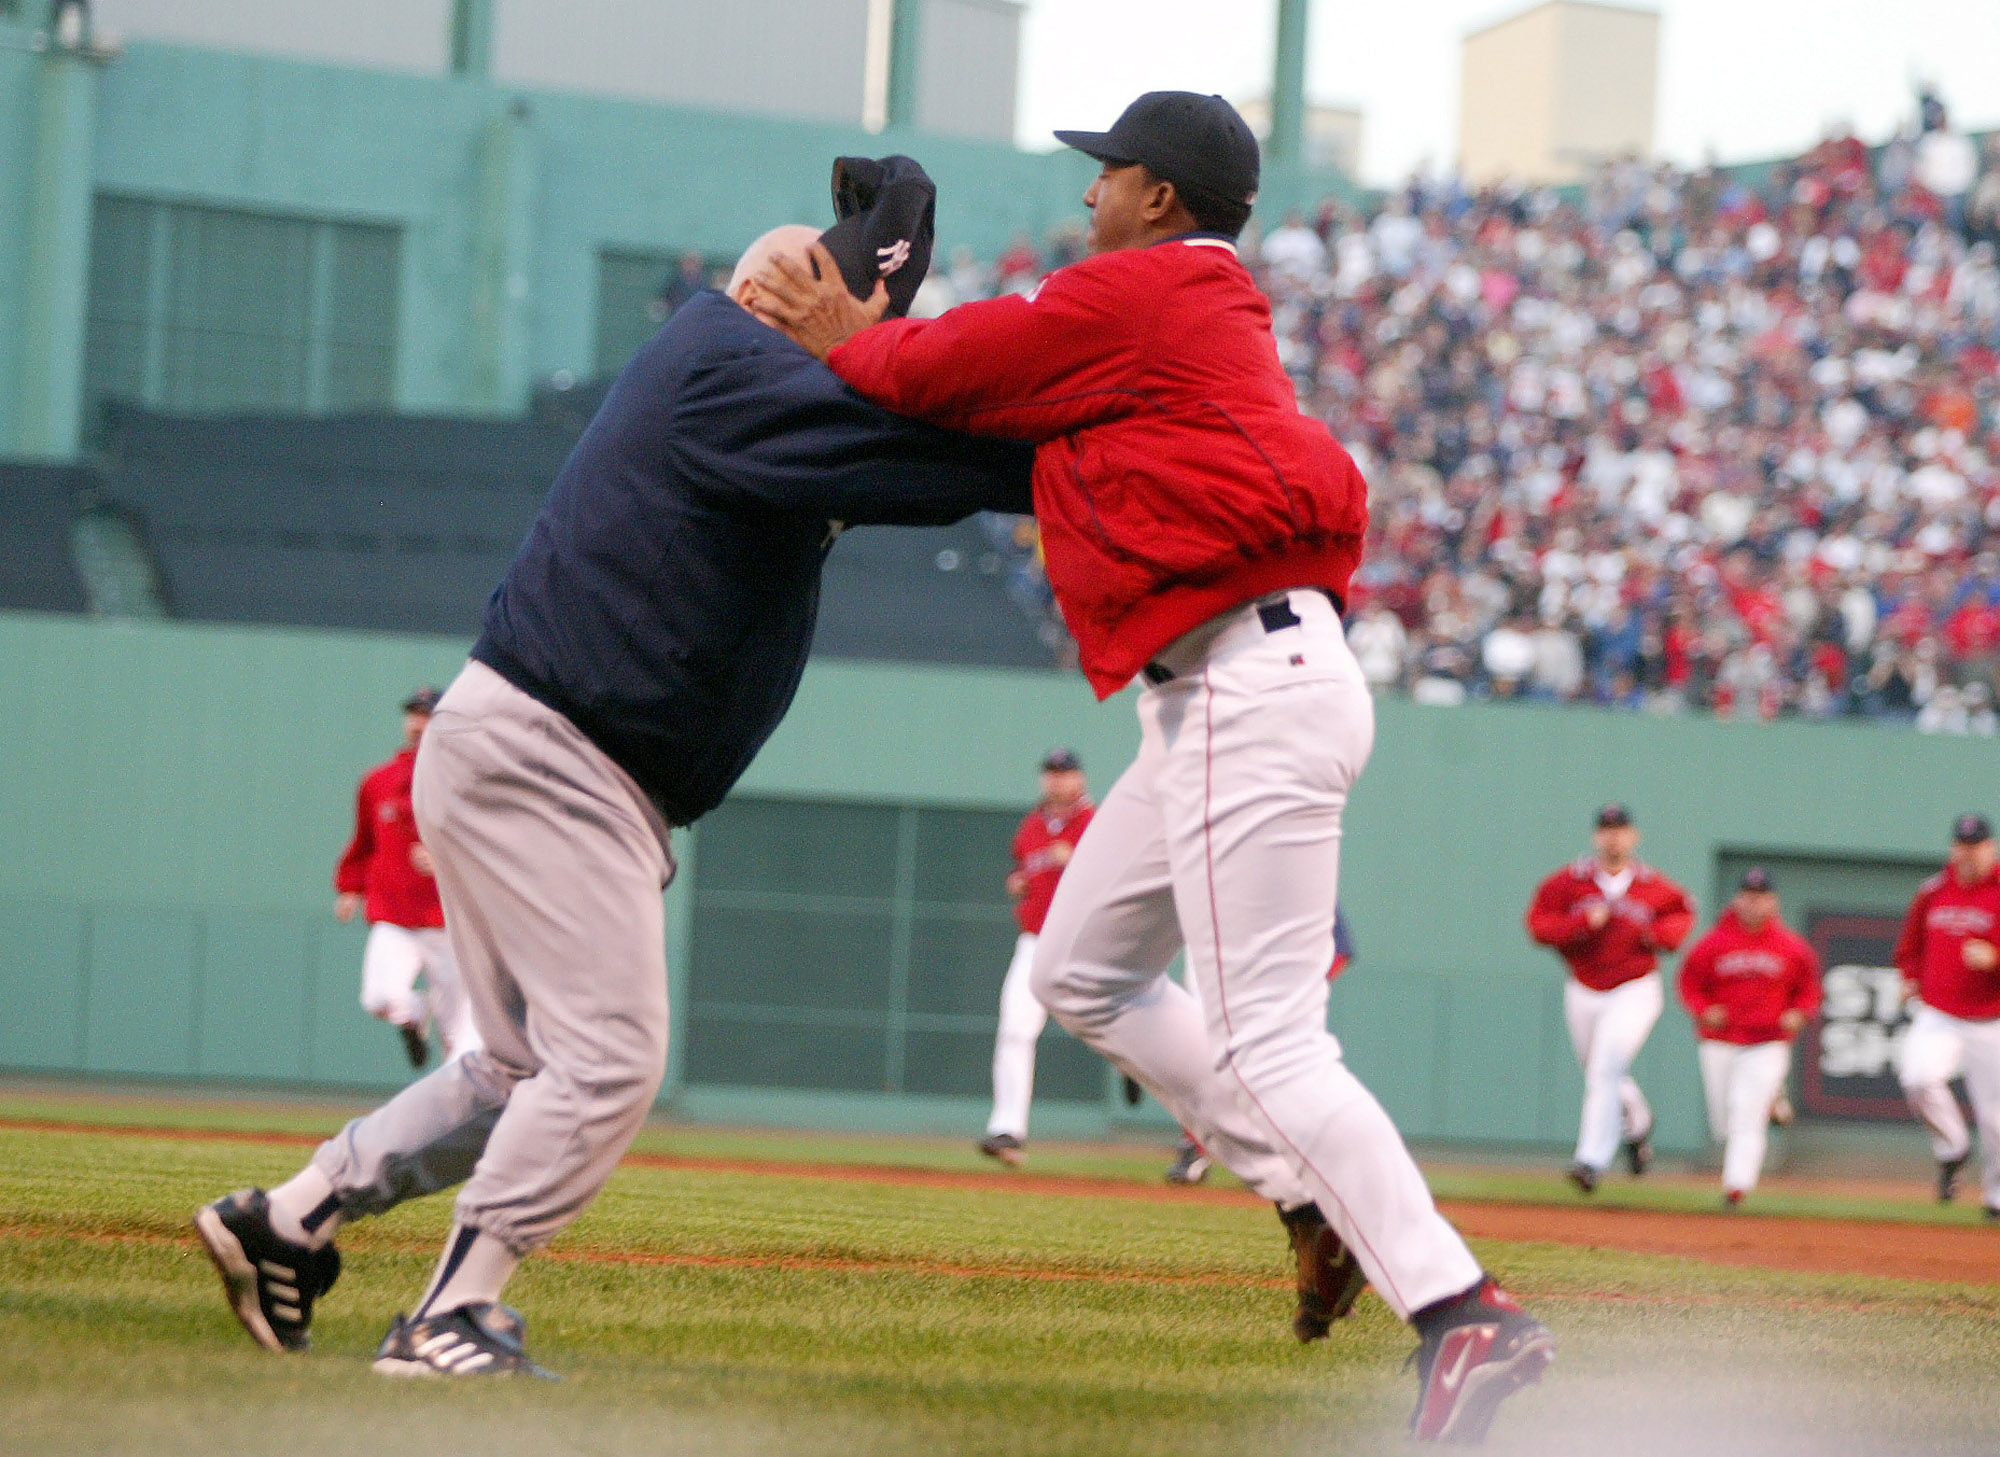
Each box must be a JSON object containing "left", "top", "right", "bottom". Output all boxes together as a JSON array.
[{"left": 931, "top": 91, "right": 2000, "bottom": 732}]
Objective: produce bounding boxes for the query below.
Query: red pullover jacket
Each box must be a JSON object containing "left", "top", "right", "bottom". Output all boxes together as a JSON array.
[
  {"left": 1894, "top": 866, "right": 2000, "bottom": 1021},
  {"left": 1011, "top": 798, "right": 1095, "bottom": 935},
  {"left": 1678, "top": 910, "right": 1822, "bottom": 1045},
  {"left": 334, "top": 749, "right": 445, "bottom": 930},
  {"left": 828, "top": 236, "right": 1369, "bottom": 697},
  {"left": 1526, "top": 858, "right": 1695, "bottom": 992}
]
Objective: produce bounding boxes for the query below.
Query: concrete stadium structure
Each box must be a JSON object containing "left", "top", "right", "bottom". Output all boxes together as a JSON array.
[{"left": 0, "top": 0, "right": 1347, "bottom": 461}]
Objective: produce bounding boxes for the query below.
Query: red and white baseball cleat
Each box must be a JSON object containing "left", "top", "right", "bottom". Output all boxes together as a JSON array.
[{"left": 1409, "top": 1279, "right": 1555, "bottom": 1444}]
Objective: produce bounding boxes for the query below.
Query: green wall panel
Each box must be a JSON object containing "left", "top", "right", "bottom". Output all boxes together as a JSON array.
[
  {"left": 1437, "top": 979, "right": 1548, "bottom": 1143},
  {"left": 4, "top": 612, "right": 2000, "bottom": 1149},
  {"left": 1533, "top": 981, "right": 1585, "bottom": 1143},
  {"left": 1332, "top": 972, "right": 1446, "bottom": 1139},
  {"left": 303, "top": 918, "right": 421, "bottom": 1088},
  {"left": 82, "top": 906, "right": 200, "bottom": 1076},
  {"left": 0, "top": 898, "right": 88, "bottom": 1070},
  {"left": 195, "top": 912, "right": 314, "bottom": 1082},
  {"left": 905, "top": 914, "right": 1020, "bottom": 1016}
]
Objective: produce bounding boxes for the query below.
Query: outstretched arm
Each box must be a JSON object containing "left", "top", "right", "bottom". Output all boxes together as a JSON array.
[
  {"left": 668, "top": 344, "right": 1033, "bottom": 524},
  {"left": 757, "top": 243, "right": 1143, "bottom": 442}
]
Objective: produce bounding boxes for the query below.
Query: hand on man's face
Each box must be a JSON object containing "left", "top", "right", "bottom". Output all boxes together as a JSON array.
[{"left": 749, "top": 242, "right": 889, "bottom": 361}]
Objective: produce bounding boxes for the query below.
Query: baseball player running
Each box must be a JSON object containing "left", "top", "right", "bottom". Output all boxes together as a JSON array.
[
  {"left": 193, "top": 158, "right": 1035, "bottom": 1378},
  {"left": 1677, "top": 868, "right": 1821, "bottom": 1207},
  {"left": 1894, "top": 812, "right": 2000, "bottom": 1217},
  {"left": 980, "top": 749, "right": 1094, "bottom": 1167},
  {"left": 1528, "top": 803, "right": 1694, "bottom": 1193},
  {"left": 757, "top": 91, "right": 1552, "bottom": 1443},
  {"left": 334, "top": 687, "right": 477, "bottom": 1067}
]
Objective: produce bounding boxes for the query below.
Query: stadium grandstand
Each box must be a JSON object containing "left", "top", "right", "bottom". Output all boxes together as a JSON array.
[{"left": 936, "top": 104, "right": 2000, "bottom": 729}]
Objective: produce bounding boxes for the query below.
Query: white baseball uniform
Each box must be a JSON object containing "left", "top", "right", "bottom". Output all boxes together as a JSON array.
[
  {"left": 1900, "top": 1003, "right": 2000, "bottom": 1205},
  {"left": 360, "top": 922, "right": 481, "bottom": 1059},
  {"left": 1697, "top": 1040, "right": 1791, "bottom": 1193},
  {"left": 1564, "top": 973, "right": 1663, "bottom": 1172},
  {"left": 986, "top": 932, "right": 1045, "bottom": 1139},
  {"left": 1033, "top": 591, "right": 1483, "bottom": 1321}
]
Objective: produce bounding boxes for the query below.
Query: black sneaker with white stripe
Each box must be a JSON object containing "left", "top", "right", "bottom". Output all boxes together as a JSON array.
[
  {"left": 192, "top": 1188, "right": 341, "bottom": 1352},
  {"left": 373, "top": 1302, "right": 557, "bottom": 1379}
]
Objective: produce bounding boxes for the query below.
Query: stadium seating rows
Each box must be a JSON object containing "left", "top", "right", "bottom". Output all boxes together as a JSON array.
[{"left": 88, "top": 405, "right": 1061, "bottom": 667}]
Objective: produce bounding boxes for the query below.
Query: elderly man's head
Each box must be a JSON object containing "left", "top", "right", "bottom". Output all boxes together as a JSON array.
[{"left": 728, "top": 225, "right": 823, "bottom": 329}]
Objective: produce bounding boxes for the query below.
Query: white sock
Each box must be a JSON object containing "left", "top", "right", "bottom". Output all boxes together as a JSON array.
[
  {"left": 266, "top": 1165, "right": 343, "bottom": 1249},
  {"left": 415, "top": 1223, "right": 521, "bottom": 1319}
]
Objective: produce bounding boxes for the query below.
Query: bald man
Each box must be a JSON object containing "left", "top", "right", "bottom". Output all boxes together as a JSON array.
[{"left": 193, "top": 212, "right": 1033, "bottom": 1379}]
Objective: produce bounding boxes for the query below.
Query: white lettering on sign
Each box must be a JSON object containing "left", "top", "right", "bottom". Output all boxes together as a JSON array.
[{"left": 1818, "top": 963, "right": 1910, "bottom": 1079}]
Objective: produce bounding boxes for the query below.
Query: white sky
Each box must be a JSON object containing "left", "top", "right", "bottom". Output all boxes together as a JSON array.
[{"left": 1016, "top": 0, "right": 2000, "bottom": 185}]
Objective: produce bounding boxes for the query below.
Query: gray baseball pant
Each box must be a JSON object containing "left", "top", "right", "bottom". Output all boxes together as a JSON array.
[{"left": 309, "top": 659, "right": 675, "bottom": 1255}]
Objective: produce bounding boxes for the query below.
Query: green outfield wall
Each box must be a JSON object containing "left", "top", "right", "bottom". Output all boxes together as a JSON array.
[{"left": 2, "top": 610, "right": 1993, "bottom": 1152}]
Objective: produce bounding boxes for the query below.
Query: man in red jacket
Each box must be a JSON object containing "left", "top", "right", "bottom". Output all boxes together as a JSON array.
[
  {"left": 754, "top": 92, "right": 1550, "bottom": 1443},
  {"left": 1678, "top": 868, "right": 1821, "bottom": 1206},
  {"left": 1894, "top": 813, "right": 2000, "bottom": 1215},
  {"left": 1527, "top": 804, "right": 1695, "bottom": 1193},
  {"left": 980, "top": 749, "right": 1094, "bottom": 1166},
  {"left": 333, "top": 688, "right": 477, "bottom": 1068}
]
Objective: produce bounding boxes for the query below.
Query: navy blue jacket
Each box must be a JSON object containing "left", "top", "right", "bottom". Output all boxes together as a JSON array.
[{"left": 473, "top": 292, "right": 1032, "bottom": 825}]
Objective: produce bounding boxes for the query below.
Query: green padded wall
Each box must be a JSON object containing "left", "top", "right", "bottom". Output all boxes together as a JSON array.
[{"left": 3, "top": 610, "right": 1998, "bottom": 1152}]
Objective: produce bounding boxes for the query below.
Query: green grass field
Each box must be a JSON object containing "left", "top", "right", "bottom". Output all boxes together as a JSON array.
[{"left": 3, "top": 1092, "right": 1999, "bottom": 1455}]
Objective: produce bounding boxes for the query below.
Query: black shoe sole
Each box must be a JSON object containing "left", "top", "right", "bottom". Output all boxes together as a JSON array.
[{"left": 192, "top": 1204, "right": 288, "bottom": 1353}]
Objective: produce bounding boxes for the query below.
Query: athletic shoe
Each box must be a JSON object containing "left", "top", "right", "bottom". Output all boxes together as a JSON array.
[
  {"left": 399, "top": 1023, "right": 431, "bottom": 1069},
  {"left": 1278, "top": 1203, "right": 1367, "bottom": 1342},
  {"left": 977, "top": 1133, "right": 1025, "bottom": 1167},
  {"left": 1984, "top": 1206, "right": 1999, "bottom": 1224},
  {"left": 373, "top": 1302, "right": 556, "bottom": 1379},
  {"left": 1565, "top": 1163, "right": 1598, "bottom": 1195},
  {"left": 192, "top": 1188, "right": 341, "bottom": 1353},
  {"left": 1622, "top": 1132, "right": 1653, "bottom": 1176},
  {"left": 1120, "top": 1074, "right": 1143, "bottom": 1108},
  {"left": 1409, "top": 1279, "right": 1555, "bottom": 1444},
  {"left": 1770, "top": 1093, "right": 1795, "bottom": 1127},
  {"left": 1939, "top": 1153, "right": 1970, "bottom": 1204},
  {"left": 1723, "top": 1189, "right": 1744, "bottom": 1210},
  {"left": 1164, "top": 1137, "right": 1212, "bottom": 1186}
]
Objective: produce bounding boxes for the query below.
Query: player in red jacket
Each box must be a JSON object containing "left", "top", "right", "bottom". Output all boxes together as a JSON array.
[
  {"left": 979, "top": 749, "right": 1095, "bottom": 1166},
  {"left": 1678, "top": 868, "right": 1821, "bottom": 1206},
  {"left": 334, "top": 688, "right": 477, "bottom": 1068},
  {"left": 1527, "top": 804, "right": 1695, "bottom": 1193},
  {"left": 1894, "top": 813, "right": 2000, "bottom": 1215},
  {"left": 755, "top": 92, "right": 1549, "bottom": 1441}
]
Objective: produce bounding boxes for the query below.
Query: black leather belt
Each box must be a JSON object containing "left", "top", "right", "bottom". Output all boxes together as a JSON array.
[{"left": 1142, "top": 590, "right": 1344, "bottom": 685}]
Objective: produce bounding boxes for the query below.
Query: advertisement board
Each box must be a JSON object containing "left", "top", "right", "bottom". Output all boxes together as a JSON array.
[{"left": 1801, "top": 911, "right": 1913, "bottom": 1120}]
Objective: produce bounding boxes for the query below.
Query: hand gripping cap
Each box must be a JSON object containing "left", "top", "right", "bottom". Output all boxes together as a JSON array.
[{"left": 818, "top": 154, "right": 936, "bottom": 319}]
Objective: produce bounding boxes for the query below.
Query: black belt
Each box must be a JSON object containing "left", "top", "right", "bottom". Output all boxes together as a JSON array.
[{"left": 1142, "top": 590, "right": 1344, "bottom": 685}]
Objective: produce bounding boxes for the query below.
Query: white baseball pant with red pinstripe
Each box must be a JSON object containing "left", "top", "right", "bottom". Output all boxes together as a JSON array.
[{"left": 1032, "top": 589, "right": 1482, "bottom": 1321}]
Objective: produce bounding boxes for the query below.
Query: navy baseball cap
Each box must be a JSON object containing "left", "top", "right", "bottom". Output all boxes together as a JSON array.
[
  {"left": 1595, "top": 803, "right": 1633, "bottom": 829},
  {"left": 818, "top": 154, "right": 934, "bottom": 319},
  {"left": 1953, "top": 812, "right": 1993, "bottom": 844},
  {"left": 1739, "top": 867, "right": 1776, "bottom": 893},
  {"left": 1041, "top": 748, "right": 1082, "bottom": 773},
  {"left": 402, "top": 686, "right": 442, "bottom": 714},
  {"left": 1055, "top": 91, "right": 1261, "bottom": 213}
]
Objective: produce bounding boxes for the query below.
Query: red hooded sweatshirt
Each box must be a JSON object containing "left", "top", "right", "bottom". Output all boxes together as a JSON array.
[
  {"left": 334, "top": 748, "right": 444, "bottom": 930},
  {"left": 1678, "top": 910, "right": 1822, "bottom": 1045},
  {"left": 828, "top": 235, "right": 1369, "bottom": 697}
]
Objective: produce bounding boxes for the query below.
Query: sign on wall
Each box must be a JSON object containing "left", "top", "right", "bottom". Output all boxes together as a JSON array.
[{"left": 1801, "top": 912, "right": 1914, "bottom": 1120}]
